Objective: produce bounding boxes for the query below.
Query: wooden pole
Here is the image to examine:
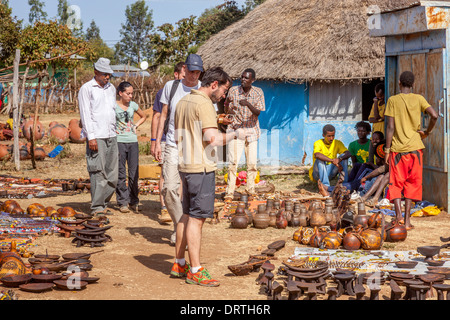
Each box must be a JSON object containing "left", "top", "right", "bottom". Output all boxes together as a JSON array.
[{"left": 12, "top": 49, "right": 21, "bottom": 171}]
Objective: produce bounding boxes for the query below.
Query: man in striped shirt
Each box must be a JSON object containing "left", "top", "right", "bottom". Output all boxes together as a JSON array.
[{"left": 223, "top": 68, "right": 265, "bottom": 201}]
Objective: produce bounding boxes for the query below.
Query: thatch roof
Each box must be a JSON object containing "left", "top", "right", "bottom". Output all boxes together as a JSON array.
[{"left": 197, "top": 0, "right": 450, "bottom": 83}]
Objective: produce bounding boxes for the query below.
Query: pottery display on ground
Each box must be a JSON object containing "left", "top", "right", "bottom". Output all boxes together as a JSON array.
[
  {"left": 68, "top": 119, "right": 86, "bottom": 144},
  {"left": 23, "top": 118, "right": 45, "bottom": 141},
  {"left": 49, "top": 123, "right": 69, "bottom": 144}
]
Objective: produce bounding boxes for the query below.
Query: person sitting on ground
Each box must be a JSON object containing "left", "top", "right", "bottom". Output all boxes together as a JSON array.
[
  {"left": 347, "top": 121, "right": 372, "bottom": 181},
  {"left": 359, "top": 141, "right": 389, "bottom": 207},
  {"left": 366, "top": 131, "right": 384, "bottom": 169},
  {"left": 309, "top": 124, "right": 351, "bottom": 197}
]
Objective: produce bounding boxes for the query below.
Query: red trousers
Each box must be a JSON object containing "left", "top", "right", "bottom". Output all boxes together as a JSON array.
[{"left": 388, "top": 150, "right": 423, "bottom": 202}]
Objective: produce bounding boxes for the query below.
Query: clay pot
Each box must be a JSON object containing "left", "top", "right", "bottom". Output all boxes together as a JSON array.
[
  {"left": 354, "top": 214, "right": 369, "bottom": 228},
  {"left": 33, "top": 147, "right": 46, "bottom": 161},
  {"left": 231, "top": 208, "right": 248, "bottom": 229},
  {"left": 325, "top": 205, "right": 333, "bottom": 225},
  {"left": 299, "top": 208, "right": 309, "bottom": 227},
  {"left": 358, "top": 228, "right": 383, "bottom": 250},
  {"left": 1, "top": 200, "right": 23, "bottom": 214},
  {"left": 309, "top": 227, "right": 325, "bottom": 247},
  {"left": 68, "top": 119, "right": 86, "bottom": 144},
  {"left": 320, "top": 231, "right": 343, "bottom": 249},
  {"left": 276, "top": 211, "right": 288, "bottom": 229},
  {"left": 0, "top": 144, "right": 11, "bottom": 161},
  {"left": 23, "top": 118, "right": 45, "bottom": 141},
  {"left": 291, "top": 212, "right": 301, "bottom": 227},
  {"left": 300, "top": 227, "right": 315, "bottom": 245},
  {"left": 49, "top": 123, "right": 69, "bottom": 144},
  {"left": 385, "top": 220, "right": 407, "bottom": 242},
  {"left": 58, "top": 207, "right": 77, "bottom": 217},
  {"left": 253, "top": 208, "right": 270, "bottom": 229},
  {"left": 310, "top": 208, "right": 326, "bottom": 227},
  {"left": 342, "top": 227, "right": 362, "bottom": 251},
  {"left": 368, "top": 212, "right": 382, "bottom": 229},
  {"left": 293, "top": 227, "right": 303, "bottom": 242}
]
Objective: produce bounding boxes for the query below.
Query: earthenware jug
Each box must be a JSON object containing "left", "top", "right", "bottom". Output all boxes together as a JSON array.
[
  {"left": 342, "top": 226, "right": 362, "bottom": 251},
  {"left": 325, "top": 205, "right": 333, "bottom": 225},
  {"left": 276, "top": 211, "right": 288, "bottom": 229},
  {"left": 284, "top": 201, "right": 293, "bottom": 226},
  {"left": 310, "top": 208, "right": 326, "bottom": 227},
  {"left": 231, "top": 208, "right": 248, "bottom": 229},
  {"left": 253, "top": 206, "right": 270, "bottom": 229},
  {"left": 299, "top": 208, "right": 309, "bottom": 227},
  {"left": 309, "top": 227, "right": 325, "bottom": 247},
  {"left": 385, "top": 220, "right": 407, "bottom": 242},
  {"left": 291, "top": 212, "right": 301, "bottom": 227}
]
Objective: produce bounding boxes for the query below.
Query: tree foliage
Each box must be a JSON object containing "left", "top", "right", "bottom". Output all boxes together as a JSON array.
[
  {"left": 115, "top": 0, "right": 154, "bottom": 64},
  {"left": 28, "top": 0, "right": 47, "bottom": 24},
  {"left": 0, "top": 3, "right": 22, "bottom": 67}
]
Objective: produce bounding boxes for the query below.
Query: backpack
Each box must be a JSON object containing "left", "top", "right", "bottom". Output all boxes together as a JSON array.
[{"left": 163, "top": 80, "right": 181, "bottom": 135}]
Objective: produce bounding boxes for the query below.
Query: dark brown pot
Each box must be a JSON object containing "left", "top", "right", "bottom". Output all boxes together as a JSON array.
[
  {"left": 231, "top": 208, "right": 248, "bottom": 229},
  {"left": 386, "top": 220, "right": 407, "bottom": 242}
]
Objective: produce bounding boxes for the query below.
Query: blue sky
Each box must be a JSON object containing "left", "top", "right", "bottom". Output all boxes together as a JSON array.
[{"left": 10, "top": 0, "right": 247, "bottom": 47}]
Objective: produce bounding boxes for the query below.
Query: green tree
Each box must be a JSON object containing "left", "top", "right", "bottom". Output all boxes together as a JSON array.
[
  {"left": 196, "top": 0, "right": 245, "bottom": 43},
  {"left": 149, "top": 16, "right": 198, "bottom": 66},
  {"left": 85, "top": 20, "right": 100, "bottom": 41},
  {"left": 57, "top": 0, "right": 69, "bottom": 25},
  {"left": 0, "top": 3, "right": 22, "bottom": 67},
  {"left": 115, "top": 0, "right": 154, "bottom": 64},
  {"left": 243, "top": 0, "right": 267, "bottom": 14},
  {"left": 28, "top": 0, "right": 47, "bottom": 24}
]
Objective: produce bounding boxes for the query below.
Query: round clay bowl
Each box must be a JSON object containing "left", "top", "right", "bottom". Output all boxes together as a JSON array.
[
  {"left": 19, "top": 282, "right": 54, "bottom": 293},
  {"left": 53, "top": 279, "right": 88, "bottom": 290},
  {"left": 395, "top": 261, "right": 418, "bottom": 269},
  {"left": 0, "top": 274, "right": 33, "bottom": 287},
  {"left": 426, "top": 260, "right": 445, "bottom": 267},
  {"left": 417, "top": 246, "right": 441, "bottom": 258},
  {"left": 31, "top": 273, "right": 62, "bottom": 283}
]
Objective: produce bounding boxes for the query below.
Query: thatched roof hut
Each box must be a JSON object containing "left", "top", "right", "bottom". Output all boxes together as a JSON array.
[{"left": 197, "top": 0, "right": 450, "bottom": 83}]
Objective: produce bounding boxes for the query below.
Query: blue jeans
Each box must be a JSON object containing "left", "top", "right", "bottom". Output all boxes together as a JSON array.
[{"left": 312, "top": 159, "right": 348, "bottom": 191}]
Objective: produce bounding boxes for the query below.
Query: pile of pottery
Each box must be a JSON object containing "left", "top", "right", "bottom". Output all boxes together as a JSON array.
[
  {"left": 0, "top": 248, "right": 101, "bottom": 293},
  {"left": 0, "top": 200, "right": 78, "bottom": 219}
]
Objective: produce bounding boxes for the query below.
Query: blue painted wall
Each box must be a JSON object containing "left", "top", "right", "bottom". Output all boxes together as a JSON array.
[{"left": 249, "top": 80, "right": 359, "bottom": 167}]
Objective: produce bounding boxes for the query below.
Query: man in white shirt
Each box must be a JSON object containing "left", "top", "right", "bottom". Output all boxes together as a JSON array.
[
  {"left": 78, "top": 57, "right": 118, "bottom": 216},
  {"left": 154, "top": 54, "right": 203, "bottom": 245}
]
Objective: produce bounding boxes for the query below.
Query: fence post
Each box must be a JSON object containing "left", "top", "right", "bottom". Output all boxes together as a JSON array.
[{"left": 12, "top": 49, "right": 20, "bottom": 171}]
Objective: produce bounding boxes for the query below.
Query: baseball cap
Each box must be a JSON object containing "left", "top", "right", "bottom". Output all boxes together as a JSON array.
[
  {"left": 185, "top": 54, "right": 203, "bottom": 72},
  {"left": 94, "top": 57, "right": 114, "bottom": 74}
]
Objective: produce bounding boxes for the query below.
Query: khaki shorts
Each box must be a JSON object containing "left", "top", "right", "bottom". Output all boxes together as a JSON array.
[{"left": 158, "top": 141, "right": 166, "bottom": 166}]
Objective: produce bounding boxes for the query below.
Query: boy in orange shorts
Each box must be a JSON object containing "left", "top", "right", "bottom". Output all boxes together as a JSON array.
[{"left": 384, "top": 71, "right": 438, "bottom": 230}]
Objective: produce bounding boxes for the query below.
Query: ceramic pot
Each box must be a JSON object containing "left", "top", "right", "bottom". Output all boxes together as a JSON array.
[
  {"left": 301, "top": 227, "right": 315, "bottom": 245},
  {"left": 33, "top": 147, "right": 46, "bottom": 161},
  {"left": 310, "top": 208, "right": 326, "bottom": 227},
  {"left": 354, "top": 214, "right": 369, "bottom": 228},
  {"left": 253, "top": 209, "right": 270, "bottom": 229},
  {"left": 0, "top": 144, "right": 11, "bottom": 161},
  {"left": 385, "top": 220, "right": 407, "bottom": 242},
  {"left": 291, "top": 213, "right": 301, "bottom": 227},
  {"left": 357, "top": 228, "right": 383, "bottom": 250},
  {"left": 299, "top": 208, "right": 309, "bottom": 227},
  {"left": 368, "top": 212, "right": 382, "bottom": 229},
  {"left": 231, "top": 208, "right": 248, "bottom": 229},
  {"left": 320, "top": 231, "right": 343, "bottom": 249},
  {"left": 309, "top": 227, "right": 325, "bottom": 247},
  {"left": 293, "top": 227, "right": 303, "bottom": 242},
  {"left": 58, "top": 206, "right": 76, "bottom": 217},
  {"left": 49, "top": 123, "right": 69, "bottom": 144},
  {"left": 68, "top": 119, "right": 86, "bottom": 144},
  {"left": 23, "top": 118, "right": 45, "bottom": 141},
  {"left": 342, "top": 227, "right": 362, "bottom": 251},
  {"left": 276, "top": 211, "right": 288, "bottom": 229},
  {"left": 325, "top": 205, "right": 333, "bottom": 225}
]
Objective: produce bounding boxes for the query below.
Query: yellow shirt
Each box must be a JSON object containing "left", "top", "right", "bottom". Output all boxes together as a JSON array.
[
  {"left": 369, "top": 101, "right": 385, "bottom": 134},
  {"left": 175, "top": 89, "right": 218, "bottom": 173},
  {"left": 309, "top": 139, "right": 348, "bottom": 181},
  {"left": 384, "top": 93, "right": 430, "bottom": 153}
]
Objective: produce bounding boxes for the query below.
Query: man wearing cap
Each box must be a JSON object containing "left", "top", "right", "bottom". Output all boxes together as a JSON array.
[
  {"left": 154, "top": 54, "right": 203, "bottom": 245},
  {"left": 78, "top": 57, "right": 118, "bottom": 216}
]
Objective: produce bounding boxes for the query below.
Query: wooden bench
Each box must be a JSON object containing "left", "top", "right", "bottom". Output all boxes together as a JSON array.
[
  {"left": 389, "top": 279, "right": 403, "bottom": 300},
  {"left": 271, "top": 281, "right": 284, "bottom": 300}
]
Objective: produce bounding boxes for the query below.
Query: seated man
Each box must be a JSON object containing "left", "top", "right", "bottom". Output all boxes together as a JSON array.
[
  {"left": 366, "top": 131, "right": 384, "bottom": 169},
  {"left": 309, "top": 124, "right": 351, "bottom": 197},
  {"left": 347, "top": 121, "right": 372, "bottom": 181}
]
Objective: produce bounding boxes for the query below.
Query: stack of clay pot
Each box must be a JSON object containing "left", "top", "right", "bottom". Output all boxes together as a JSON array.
[{"left": 68, "top": 119, "right": 86, "bottom": 144}]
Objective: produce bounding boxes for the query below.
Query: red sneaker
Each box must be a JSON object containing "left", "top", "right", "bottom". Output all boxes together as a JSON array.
[{"left": 170, "top": 262, "right": 190, "bottom": 278}]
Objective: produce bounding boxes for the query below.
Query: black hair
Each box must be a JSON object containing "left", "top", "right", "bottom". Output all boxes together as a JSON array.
[
  {"left": 200, "top": 67, "right": 232, "bottom": 88},
  {"left": 372, "top": 131, "right": 384, "bottom": 140},
  {"left": 355, "top": 121, "right": 371, "bottom": 133},
  {"left": 400, "top": 71, "right": 415, "bottom": 88},
  {"left": 322, "top": 124, "right": 336, "bottom": 135},
  {"left": 243, "top": 68, "right": 256, "bottom": 79},
  {"left": 174, "top": 62, "right": 185, "bottom": 74},
  {"left": 116, "top": 81, "right": 133, "bottom": 96},
  {"left": 374, "top": 82, "right": 384, "bottom": 94}
]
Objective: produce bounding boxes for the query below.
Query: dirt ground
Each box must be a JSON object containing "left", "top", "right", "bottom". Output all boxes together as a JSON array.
[{"left": 1, "top": 112, "right": 450, "bottom": 303}]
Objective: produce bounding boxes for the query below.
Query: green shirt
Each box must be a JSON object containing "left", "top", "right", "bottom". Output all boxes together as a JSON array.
[
  {"left": 348, "top": 140, "right": 371, "bottom": 164},
  {"left": 115, "top": 101, "right": 139, "bottom": 143}
]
